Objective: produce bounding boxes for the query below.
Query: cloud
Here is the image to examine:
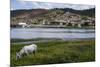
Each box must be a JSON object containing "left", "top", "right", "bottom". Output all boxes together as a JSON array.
[
  {"left": 11, "top": 8, "right": 14, "bottom": 10},
  {"left": 31, "top": 2, "right": 94, "bottom": 10},
  {"left": 17, "top": 0, "right": 27, "bottom": 5},
  {"left": 14, "top": 0, "right": 95, "bottom": 10}
]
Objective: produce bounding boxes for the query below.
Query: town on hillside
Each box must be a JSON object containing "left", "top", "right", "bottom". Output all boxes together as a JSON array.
[{"left": 11, "top": 8, "right": 95, "bottom": 28}]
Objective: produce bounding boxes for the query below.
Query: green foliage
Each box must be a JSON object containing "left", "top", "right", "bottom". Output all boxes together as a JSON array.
[
  {"left": 11, "top": 40, "right": 95, "bottom": 66},
  {"left": 81, "top": 16, "right": 88, "bottom": 20}
]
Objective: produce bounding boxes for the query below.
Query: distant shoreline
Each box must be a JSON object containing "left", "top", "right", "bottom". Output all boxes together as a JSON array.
[
  {"left": 11, "top": 38, "right": 95, "bottom": 45},
  {"left": 11, "top": 26, "right": 95, "bottom": 29}
]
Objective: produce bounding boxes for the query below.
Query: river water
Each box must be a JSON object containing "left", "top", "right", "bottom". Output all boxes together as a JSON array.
[{"left": 11, "top": 28, "right": 95, "bottom": 40}]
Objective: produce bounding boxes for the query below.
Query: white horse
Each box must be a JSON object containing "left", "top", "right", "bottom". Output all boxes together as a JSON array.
[{"left": 16, "top": 44, "right": 37, "bottom": 60}]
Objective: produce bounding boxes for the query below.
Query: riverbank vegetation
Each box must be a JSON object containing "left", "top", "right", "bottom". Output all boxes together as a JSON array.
[
  {"left": 11, "top": 25, "right": 95, "bottom": 29},
  {"left": 11, "top": 38, "right": 62, "bottom": 43},
  {"left": 11, "top": 39, "right": 95, "bottom": 66}
]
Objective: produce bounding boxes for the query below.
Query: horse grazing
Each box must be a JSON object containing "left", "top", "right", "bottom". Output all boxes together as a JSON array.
[{"left": 16, "top": 44, "right": 37, "bottom": 60}]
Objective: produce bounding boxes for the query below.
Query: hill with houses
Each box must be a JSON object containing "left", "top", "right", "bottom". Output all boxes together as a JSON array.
[{"left": 11, "top": 8, "right": 95, "bottom": 28}]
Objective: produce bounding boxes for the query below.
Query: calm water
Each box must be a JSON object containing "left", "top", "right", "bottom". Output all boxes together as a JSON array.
[{"left": 11, "top": 28, "right": 95, "bottom": 39}]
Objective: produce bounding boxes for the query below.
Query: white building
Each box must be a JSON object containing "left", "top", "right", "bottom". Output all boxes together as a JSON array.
[{"left": 18, "top": 22, "right": 27, "bottom": 28}]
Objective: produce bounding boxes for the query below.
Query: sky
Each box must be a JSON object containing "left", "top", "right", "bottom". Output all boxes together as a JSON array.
[{"left": 11, "top": 0, "right": 95, "bottom": 10}]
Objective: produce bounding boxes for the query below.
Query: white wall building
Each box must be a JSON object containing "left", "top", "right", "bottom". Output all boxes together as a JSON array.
[{"left": 18, "top": 22, "right": 27, "bottom": 28}]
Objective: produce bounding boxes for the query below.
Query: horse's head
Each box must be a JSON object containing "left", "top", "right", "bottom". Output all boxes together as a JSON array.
[{"left": 16, "top": 52, "right": 21, "bottom": 60}]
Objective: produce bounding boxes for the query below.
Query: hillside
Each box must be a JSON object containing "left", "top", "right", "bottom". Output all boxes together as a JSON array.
[
  {"left": 58, "top": 8, "right": 95, "bottom": 17},
  {"left": 11, "top": 8, "right": 95, "bottom": 17},
  {"left": 11, "top": 8, "right": 95, "bottom": 27},
  {"left": 11, "top": 9, "right": 48, "bottom": 18}
]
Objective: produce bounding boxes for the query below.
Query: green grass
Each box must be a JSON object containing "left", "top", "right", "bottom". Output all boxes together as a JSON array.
[
  {"left": 11, "top": 38, "right": 61, "bottom": 43},
  {"left": 10, "top": 39, "right": 95, "bottom": 66}
]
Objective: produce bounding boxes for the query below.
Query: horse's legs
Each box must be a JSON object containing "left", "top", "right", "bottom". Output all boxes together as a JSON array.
[
  {"left": 26, "top": 51, "right": 29, "bottom": 56},
  {"left": 34, "top": 50, "right": 36, "bottom": 56}
]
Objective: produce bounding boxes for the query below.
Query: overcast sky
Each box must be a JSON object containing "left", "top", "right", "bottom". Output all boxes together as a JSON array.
[{"left": 11, "top": 0, "right": 95, "bottom": 10}]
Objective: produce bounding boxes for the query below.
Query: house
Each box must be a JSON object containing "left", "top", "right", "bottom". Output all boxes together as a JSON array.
[{"left": 18, "top": 22, "right": 27, "bottom": 28}]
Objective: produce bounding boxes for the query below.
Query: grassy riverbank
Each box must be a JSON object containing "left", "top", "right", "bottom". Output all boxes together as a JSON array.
[
  {"left": 11, "top": 39, "right": 95, "bottom": 66},
  {"left": 11, "top": 38, "right": 62, "bottom": 43}
]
